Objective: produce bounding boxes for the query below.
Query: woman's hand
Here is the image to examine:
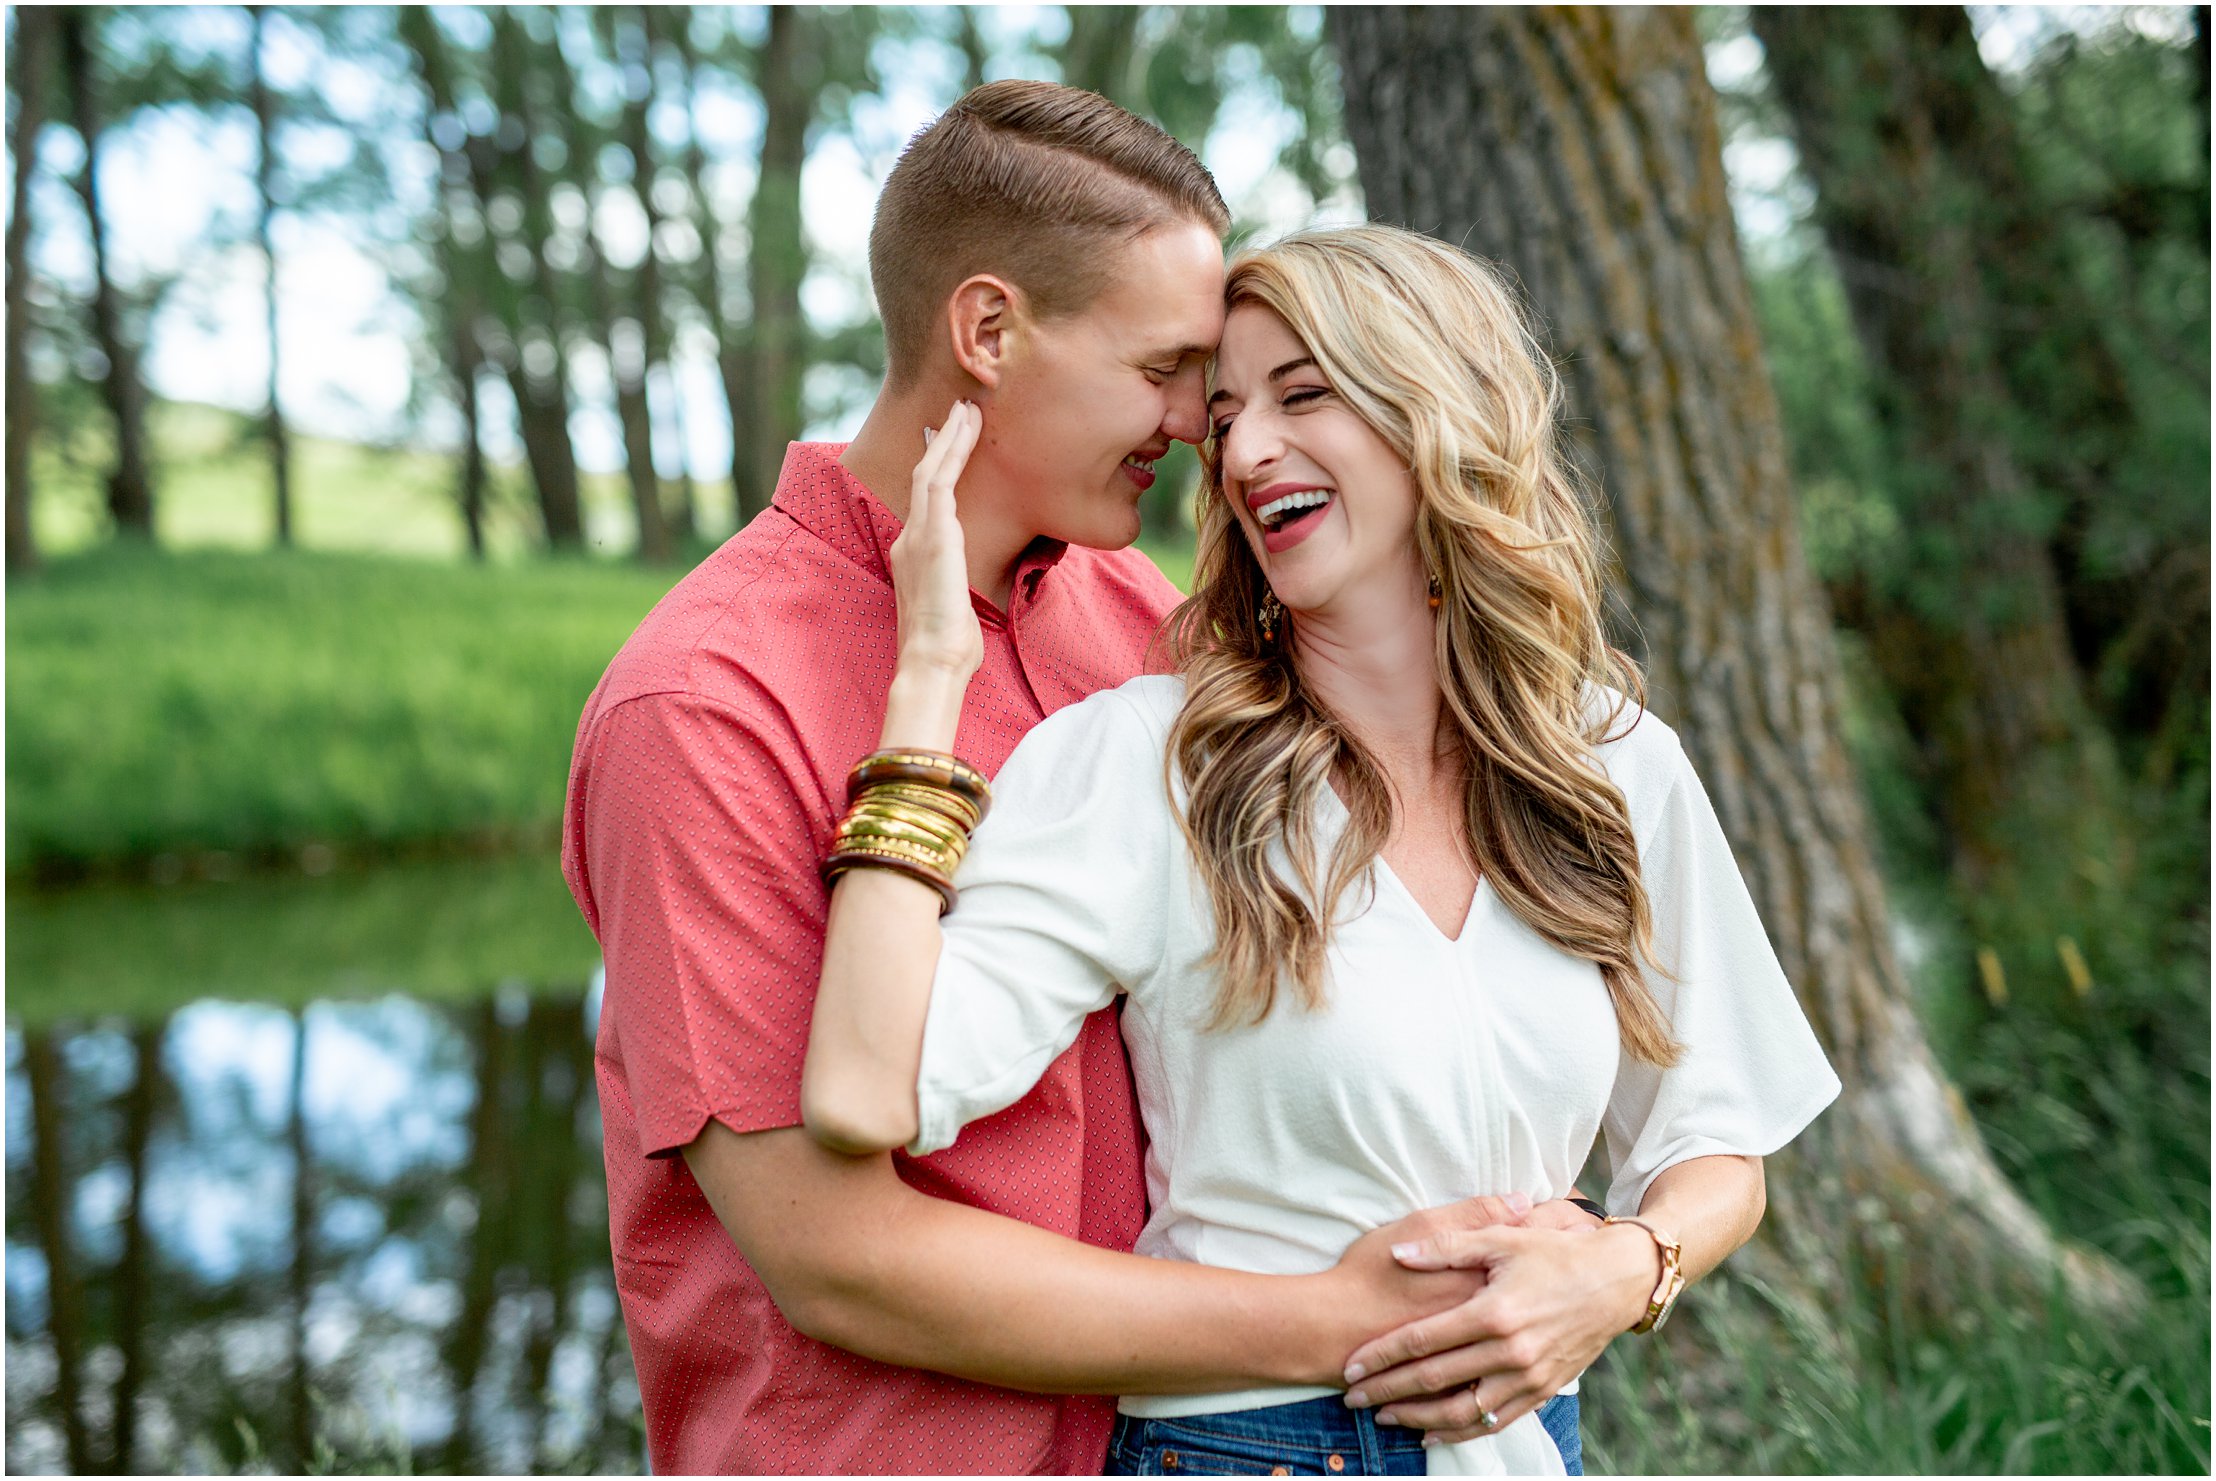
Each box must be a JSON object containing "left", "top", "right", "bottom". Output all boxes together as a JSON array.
[
  {"left": 1340, "top": 1222, "right": 1658, "bottom": 1443},
  {"left": 890, "top": 401, "right": 986, "bottom": 681}
]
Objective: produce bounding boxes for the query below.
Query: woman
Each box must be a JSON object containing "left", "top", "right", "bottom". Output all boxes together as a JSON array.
[{"left": 801, "top": 225, "right": 1840, "bottom": 1476}]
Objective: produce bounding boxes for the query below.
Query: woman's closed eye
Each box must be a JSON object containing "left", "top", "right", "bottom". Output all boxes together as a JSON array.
[{"left": 1209, "top": 387, "right": 1331, "bottom": 442}]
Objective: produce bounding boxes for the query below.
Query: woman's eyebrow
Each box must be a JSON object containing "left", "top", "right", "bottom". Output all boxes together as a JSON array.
[{"left": 1210, "top": 355, "right": 1320, "bottom": 409}]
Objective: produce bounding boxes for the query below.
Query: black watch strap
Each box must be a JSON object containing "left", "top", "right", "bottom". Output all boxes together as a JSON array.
[{"left": 1567, "top": 1195, "right": 1607, "bottom": 1220}]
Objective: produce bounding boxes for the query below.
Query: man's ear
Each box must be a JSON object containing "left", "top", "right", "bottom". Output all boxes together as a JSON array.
[{"left": 946, "top": 275, "right": 1021, "bottom": 390}]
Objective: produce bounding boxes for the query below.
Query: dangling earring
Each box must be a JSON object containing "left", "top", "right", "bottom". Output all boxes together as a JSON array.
[
  {"left": 1258, "top": 589, "right": 1283, "bottom": 642},
  {"left": 1427, "top": 569, "right": 1443, "bottom": 611}
]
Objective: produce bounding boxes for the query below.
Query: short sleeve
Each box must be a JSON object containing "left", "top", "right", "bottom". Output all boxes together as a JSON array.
[
  {"left": 567, "top": 691, "right": 829, "bottom": 1156},
  {"left": 910, "top": 686, "right": 1177, "bottom": 1156},
  {"left": 1600, "top": 732, "right": 1842, "bottom": 1214}
]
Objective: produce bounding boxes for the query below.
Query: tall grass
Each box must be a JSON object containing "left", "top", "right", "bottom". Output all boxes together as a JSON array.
[{"left": 1577, "top": 640, "right": 2214, "bottom": 1476}]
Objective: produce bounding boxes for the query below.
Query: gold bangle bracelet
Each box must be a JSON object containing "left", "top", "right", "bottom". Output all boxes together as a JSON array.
[
  {"left": 838, "top": 814, "right": 965, "bottom": 866},
  {"left": 824, "top": 834, "right": 958, "bottom": 881},
  {"left": 858, "top": 781, "right": 982, "bottom": 832},
  {"left": 848, "top": 750, "right": 992, "bottom": 817},
  {"left": 821, "top": 847, "right": 957, "bottom": 913},
  {"left": 848, "top": 797, "right": 970, "bottom": 853}
]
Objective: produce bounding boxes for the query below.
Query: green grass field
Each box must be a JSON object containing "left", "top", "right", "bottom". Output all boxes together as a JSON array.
[
  {"left": 5, "top": 543, "right": 685, "bottom": 877},
  {"left": 8, "top": 404, "right": 1193, "bottom": 876}
]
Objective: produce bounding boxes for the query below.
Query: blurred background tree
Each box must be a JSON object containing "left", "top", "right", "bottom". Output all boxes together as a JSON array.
[{"left": 3, "top": 5, "right": 2206, "bottom": 1475}]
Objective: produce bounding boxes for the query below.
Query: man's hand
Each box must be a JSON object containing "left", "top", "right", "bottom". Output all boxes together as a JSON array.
[
  {"left": 1339, "top": 1218, "right": 1654, "bottom": 1442},
  {"left": 1322, "top": 1194, "right": 1532, "bottom": 1353},
  {"left": 1327, "top": 1197, "right": 1603, "bottom": 1434}
]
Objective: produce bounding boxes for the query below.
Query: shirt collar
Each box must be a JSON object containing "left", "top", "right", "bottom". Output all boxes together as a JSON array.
[{"left": 770, "top": 441, "right": 1072, "bottom": 611}]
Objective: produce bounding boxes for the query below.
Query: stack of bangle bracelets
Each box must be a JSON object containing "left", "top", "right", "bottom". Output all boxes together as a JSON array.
[{"left": 820, "top": 749, "right": 994, "bottom": 914}]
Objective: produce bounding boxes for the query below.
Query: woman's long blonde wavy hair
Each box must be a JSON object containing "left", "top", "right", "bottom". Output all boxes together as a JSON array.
[{"left": 1160, "top": 224, "right": 1681, "bottom": 1066}]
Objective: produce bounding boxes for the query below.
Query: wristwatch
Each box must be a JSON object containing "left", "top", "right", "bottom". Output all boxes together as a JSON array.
[{"left": 1602, "top": 1215, "right": 1686, "bottom": 1333}]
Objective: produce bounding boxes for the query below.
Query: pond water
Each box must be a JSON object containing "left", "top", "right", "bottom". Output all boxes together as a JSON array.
[{"left": 5, "top": 855, "right": 644, "bottom": 1475}]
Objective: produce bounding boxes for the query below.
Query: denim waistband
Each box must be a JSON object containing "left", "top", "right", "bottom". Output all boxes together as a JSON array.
[{"left": 1108, "top": 1392, "right": 1583, "bottom": 1476}]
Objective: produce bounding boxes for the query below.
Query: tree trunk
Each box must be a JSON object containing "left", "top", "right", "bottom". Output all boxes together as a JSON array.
[
  {"left": 954, "top": 7, "right": 990, "bottom": 95},
  {"left": 25, "top": 1028, "right": 91, "bottom": 1474},
  {"left": 621, "top": 7, "right": 693, "bottom": 546},
  {"left": 666, "top": 7, "right": 749, "bottom": 534},
  {"left": 489, "top": 7, "right": 584, "bottom": 551},
  {"left": 544, "top": 17, "right": 668, "bottom": 562},
  {"left": 5, "top": 5, "right": 53, "bottom": 572},
  {"left": 1750, "top": 6, "right": 2131, "bottom": 914},
  {"left": 1329, "top": 3, "right": 2138, "bottom": 1319},
  {"left": 249, "top": 5, "right": 293, "bottom": 548},
  {"left": 454, "top": 318, "right": 488, "bottom": 561},
  {"left": 1058, "top": 6, "right": 1143, "bottom": 100},
  {"left": 741, "top": 5, "right": 808, "bottom": 521},
  {"left": 399, "top": 6, "right": 489, "bottom": 562},
  {"left": 60, "top": 10, "right": 156, "bottom": 540}
]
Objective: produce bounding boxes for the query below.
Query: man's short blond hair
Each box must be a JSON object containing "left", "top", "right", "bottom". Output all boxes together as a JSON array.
[{"left": 868, "top": 80, "right": 1230, "bottom": 387}]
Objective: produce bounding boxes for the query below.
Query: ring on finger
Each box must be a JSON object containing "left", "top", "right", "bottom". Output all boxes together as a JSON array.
[{"left": 1468, "top": 1382, "right": 1500, "bottom": 1432}]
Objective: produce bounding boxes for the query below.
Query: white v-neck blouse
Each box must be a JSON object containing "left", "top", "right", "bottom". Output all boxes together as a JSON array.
[{"left": 910, "top": 675, "right": 1839, "bottom": 1476}]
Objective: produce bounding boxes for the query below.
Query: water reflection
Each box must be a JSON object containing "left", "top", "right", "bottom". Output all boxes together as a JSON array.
[{"left": 5, "top": 982, "right": 644, "bottom": 1474}]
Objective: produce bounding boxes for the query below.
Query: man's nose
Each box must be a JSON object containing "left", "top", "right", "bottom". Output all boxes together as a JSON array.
[{"left": 1161, "top": 364, "right": 1210, "bottom": 447}]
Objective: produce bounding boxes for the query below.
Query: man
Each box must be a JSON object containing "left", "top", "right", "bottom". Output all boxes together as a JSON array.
[{"left": 564, "top": 81, "right": 1559, "bottom": 1475}]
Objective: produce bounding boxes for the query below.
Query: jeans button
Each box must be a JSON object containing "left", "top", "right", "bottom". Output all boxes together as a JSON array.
[
  {"left": 1163, "top": 1452, "right": 1179, "bottom": 1470},
  {"left": 1328, "top": 1455, "right": 1346, "bottom": 1472}
]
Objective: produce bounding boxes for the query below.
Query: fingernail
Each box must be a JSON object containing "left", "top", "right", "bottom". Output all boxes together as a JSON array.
[
  {"left": 924, "top": 427, "right": 935, "bottom": 444},
  {"left": 1507, "top": 1191, "right": 1531, "bottom": 1215},
  {"left": 1345, "top": 1389, "right": 1369, "bottom": 1409},
  {"left": 1343, "top": 1363, "right": 1366, "bottom": 1384},
  {"left": 1391, "top": 1242, "right": 1421, "bottom": 1260},
  {"left": 1421, "top": 1436, "right": 1441, "bottom": 1449},
  {"left": 1374, "top": 1412, "right": 1400, "bottom": 1427}
]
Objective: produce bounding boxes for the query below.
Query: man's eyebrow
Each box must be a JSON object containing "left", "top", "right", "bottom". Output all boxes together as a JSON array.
[{"left": 1145, "top": 343, "right": 1216, "bottom": 363}]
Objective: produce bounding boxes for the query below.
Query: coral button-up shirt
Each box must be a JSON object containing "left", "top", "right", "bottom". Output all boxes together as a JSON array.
[{"left": 562, "top": 441, "right": 1182, "bottom": 1475}]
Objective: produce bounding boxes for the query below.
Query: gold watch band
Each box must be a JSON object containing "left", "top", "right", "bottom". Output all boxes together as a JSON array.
[{"left": 1602, "top": 1214, "right": 1686, "bottom": 1334}]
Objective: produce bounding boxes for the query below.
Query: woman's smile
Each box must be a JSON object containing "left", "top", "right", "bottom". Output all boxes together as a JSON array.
[{"left": 1250, "top": 481, "right": 1337, "bottom": 552}]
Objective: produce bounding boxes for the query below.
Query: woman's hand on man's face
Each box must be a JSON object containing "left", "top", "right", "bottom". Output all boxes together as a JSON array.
[{"left": 890, "top": 401, "right": 987, "bottom": 681}]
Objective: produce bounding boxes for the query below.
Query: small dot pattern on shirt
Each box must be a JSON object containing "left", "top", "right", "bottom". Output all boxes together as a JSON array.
[{"left": 562, "top": 441, "right": 1182, "bottom": 1475}]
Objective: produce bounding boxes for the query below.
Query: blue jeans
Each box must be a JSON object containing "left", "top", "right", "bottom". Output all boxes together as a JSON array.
[{"left": 1106, "top": 1393, "right": 1583, "bottom": 1476}]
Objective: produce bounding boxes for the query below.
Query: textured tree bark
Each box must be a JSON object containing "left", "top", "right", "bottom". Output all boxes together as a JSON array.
[
  {"left": 1749, "top": 6, "right": 2130, "bottom": 906},
  {"left": 60, "top": 10, "right": 157, "bottom": 540},
  {"left": 250, "top": 5, "right": 294, "bottom": 548},
  {"left": 741, "top": 5, "right": 809, "bottom": 522},
  {"left": 1329, "top": 4, "right": 2137, "bottom": 1317},
  {"left": 5, "top": 6, "right": 53, "bottom": 572}
]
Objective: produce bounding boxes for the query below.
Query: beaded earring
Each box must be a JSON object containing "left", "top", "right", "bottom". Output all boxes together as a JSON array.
[
  {"left": 1428, "top": 570, "right": 1443, "bottom": 611},
  {"left": 1258, "top": 590, "right": 1284, "bottom": 642}
]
